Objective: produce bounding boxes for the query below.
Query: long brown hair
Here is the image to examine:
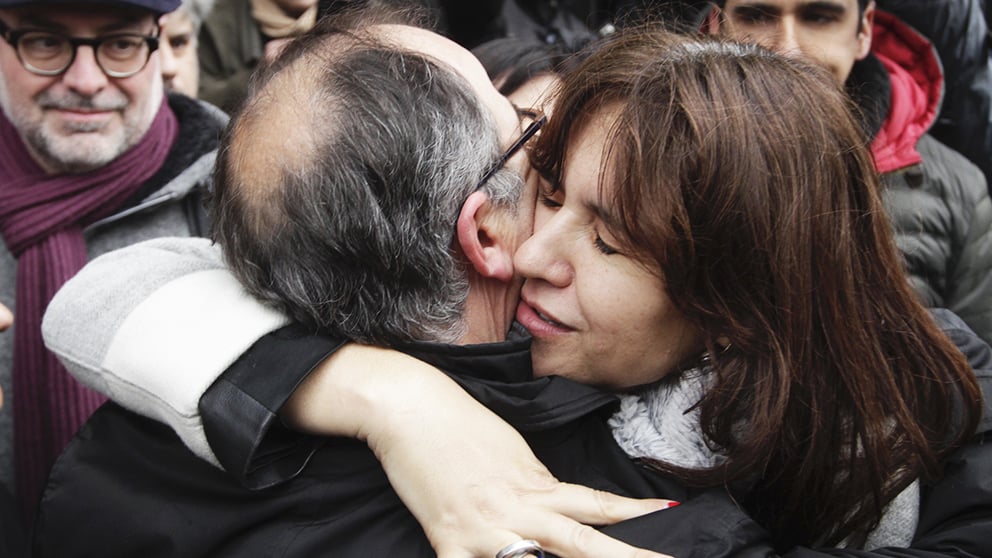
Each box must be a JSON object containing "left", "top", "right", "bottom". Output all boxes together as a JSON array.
[{"left": 533, "top": 27, "right": 982, "bottom": 547}]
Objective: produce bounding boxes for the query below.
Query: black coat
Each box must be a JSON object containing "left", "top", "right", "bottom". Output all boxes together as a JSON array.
[
  {"left": 32, "top": 332, "right": 734, "bottom": 557},
  {"left": 33, "top": 318, "right": 992, "bottom": 557}
]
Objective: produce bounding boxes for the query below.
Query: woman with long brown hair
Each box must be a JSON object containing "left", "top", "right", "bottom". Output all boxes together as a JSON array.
[{"left": 514, "top": 27, "right": 983, "bottom": 548}]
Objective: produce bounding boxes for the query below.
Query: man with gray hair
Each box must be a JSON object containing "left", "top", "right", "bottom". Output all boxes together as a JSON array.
[{"left": 211, "top": 29, "right": 524, "bottom": 346}]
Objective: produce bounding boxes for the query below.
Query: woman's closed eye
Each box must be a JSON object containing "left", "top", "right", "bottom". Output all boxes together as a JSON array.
[{"left": 594, "top": 233, "right": 618, "bottom": 255}]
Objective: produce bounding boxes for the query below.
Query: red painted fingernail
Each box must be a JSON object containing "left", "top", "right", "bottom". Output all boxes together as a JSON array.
[{"left": 666, "top": 501, "right": 681, "bottom": 509}]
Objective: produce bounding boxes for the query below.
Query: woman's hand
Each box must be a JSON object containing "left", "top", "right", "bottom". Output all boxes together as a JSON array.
[{"left": 283, "top": 344, "right": 675, "bottom": 558}]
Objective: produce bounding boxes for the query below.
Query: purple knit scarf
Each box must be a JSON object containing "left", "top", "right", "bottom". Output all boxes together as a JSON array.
[{"left": 0, "top": 97, "right": 178, "bottom": 522}]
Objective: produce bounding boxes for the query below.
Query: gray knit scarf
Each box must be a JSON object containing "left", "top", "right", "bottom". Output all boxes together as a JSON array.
[{"left": 608, "top": 367, "right": 918, "bottom": 550}]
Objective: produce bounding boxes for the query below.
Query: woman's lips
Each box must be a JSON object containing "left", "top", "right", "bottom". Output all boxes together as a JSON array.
[{"left": 516, "top": 300, "right": 572, "bottom": 336}]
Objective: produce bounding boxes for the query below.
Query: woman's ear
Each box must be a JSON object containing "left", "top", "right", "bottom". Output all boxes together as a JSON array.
[{"left": 456, "top": 192, "right": 515, "bottom": 282}]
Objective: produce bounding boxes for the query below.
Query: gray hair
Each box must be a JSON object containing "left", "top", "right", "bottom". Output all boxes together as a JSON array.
[
  {"left": 178, "top": 0, "right": 212, "bottom": 34},
  {"left": 212, "top": 29, "right": 522, "bottom": 344}
]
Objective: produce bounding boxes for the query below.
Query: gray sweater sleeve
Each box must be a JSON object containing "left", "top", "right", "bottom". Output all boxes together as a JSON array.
[{"left": 41, "top": 237, "right": 290, "bottom": 467}]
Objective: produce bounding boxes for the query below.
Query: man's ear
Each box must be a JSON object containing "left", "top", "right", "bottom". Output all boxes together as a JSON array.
[
  {"left": 856, "top": 2, "right": 875, "bottom": 61},
  {"left": 456, "top": 191, "right": 515, "bottom": 282}
]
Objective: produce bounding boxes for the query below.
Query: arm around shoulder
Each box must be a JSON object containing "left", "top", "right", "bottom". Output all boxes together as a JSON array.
[{"left": 42, "top": 237, "right": 290, "bottom": 467}]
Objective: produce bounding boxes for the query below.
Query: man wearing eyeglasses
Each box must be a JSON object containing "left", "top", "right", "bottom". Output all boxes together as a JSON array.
[{"left": 0, "top": 0, "right": 227, "bottom": 530}]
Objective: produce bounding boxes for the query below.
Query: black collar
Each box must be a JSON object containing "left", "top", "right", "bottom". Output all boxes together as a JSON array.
[
  {"left": 846, "top": 52, "right": 892, "bottom": 141},
  {"left": 396, "top": 332, "right": 621, "bottom": 431}
]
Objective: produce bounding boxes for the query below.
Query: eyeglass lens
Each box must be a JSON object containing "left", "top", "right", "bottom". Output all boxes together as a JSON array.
[{"left": 6, "top": 28, "right": 154, "bottom": 77}]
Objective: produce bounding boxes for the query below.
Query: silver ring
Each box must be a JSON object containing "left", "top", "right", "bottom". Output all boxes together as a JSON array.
[{"left": 495, "top": 539, "right": 545, "bottom": 558}]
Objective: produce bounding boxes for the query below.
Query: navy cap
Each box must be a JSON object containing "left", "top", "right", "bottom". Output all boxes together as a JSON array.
[{"left": 0, "top": 0, "right": 181, "bottom": 13}]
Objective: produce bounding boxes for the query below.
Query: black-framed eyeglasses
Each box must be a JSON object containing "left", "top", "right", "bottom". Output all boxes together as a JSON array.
[
  {"left": 475, "top": 108, "right": 547, "bottom": 191},
  {"left": 0, "top": 21, "right": 159, "bottom": 78}
]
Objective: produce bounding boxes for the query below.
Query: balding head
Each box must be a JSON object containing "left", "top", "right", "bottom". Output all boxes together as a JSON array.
[
  {"left": 211, "top": 22, "right": 524, "bottom": 344},
  {"left": 219, "top": 34, "right": 347, "bottom": 240}
]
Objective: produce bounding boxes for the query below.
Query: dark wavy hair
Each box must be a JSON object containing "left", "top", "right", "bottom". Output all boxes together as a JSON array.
[{"left": 532, "top": 26, "right": 981, "bottom": 547}]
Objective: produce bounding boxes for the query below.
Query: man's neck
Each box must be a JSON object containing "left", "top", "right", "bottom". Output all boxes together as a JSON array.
[{"left": 457, "top": 275, "right": 514, "bottom": 345}]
